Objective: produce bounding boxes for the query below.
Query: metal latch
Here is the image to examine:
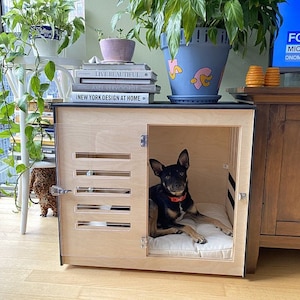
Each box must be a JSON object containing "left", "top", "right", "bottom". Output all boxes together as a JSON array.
[
  {"left": 50, "top": 185, "right": 72, "bottom": 196},
  {"left": 140, "top": 135, "right": 148, "bottom": 147}
]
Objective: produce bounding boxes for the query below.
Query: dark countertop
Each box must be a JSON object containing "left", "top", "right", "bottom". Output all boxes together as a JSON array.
[{"left": 52, "top": 101, "right": 255, "bottom": 110}]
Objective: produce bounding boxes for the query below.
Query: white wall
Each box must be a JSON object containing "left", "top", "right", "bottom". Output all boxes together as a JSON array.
[{"left": 84, "top": 0, "right": 270, "bottom": 101}]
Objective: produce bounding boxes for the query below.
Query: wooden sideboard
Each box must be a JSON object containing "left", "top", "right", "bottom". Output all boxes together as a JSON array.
[{"left": 228, "top": 87, "right": 300, "bottom": 273}]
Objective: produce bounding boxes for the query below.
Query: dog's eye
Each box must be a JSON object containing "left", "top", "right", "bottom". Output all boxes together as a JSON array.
[
  {"left": 165, "top": 175, "right": 171, "bottom": 179},
  {"left": 179, "top": 172, "right": 184, "bottom": 176}
]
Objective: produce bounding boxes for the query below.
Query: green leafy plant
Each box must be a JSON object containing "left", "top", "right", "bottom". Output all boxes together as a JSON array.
[
  {"left": 95, "top": 27, "right": 129, "bottom": 41},
  {"left": 0, "top": 0, "right": 84, "bottom": 204},
  {"left": 2, "top": 0, "right": 85, "bottom": 54},
  {"left": 0, "top": 31, "right": 56, "bottom": 203},
  {"left": 113, "top": 0, "right": 286, "bottom": 59}
]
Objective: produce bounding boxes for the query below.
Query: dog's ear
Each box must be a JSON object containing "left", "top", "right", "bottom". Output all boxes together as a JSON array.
[
  {"left": 177, "top": 149, "right": 189, "bottom": 169},
  {"left": 149, "top": 159, "right": 164, "bottom": 176}
]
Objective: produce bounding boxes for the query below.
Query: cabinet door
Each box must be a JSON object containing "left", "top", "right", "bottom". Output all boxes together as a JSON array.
[
  {"left": 276, "top": 106, "right": 300, "bottom": 236},
  {"left": 261, "top": 105, "right": 300, "bottom": 237},
  {"left": 55, "top": 108, "right": 148, "bottom": 261}
]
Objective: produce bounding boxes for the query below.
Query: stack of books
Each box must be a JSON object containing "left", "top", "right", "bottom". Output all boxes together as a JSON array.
[{"left": 71, "top": 62, "right": 160, "bottom": 104}]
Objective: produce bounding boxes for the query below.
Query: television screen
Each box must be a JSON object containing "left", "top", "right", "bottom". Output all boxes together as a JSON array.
[{"left": 270, "top": 0, "right": 300, "bottom": 73}]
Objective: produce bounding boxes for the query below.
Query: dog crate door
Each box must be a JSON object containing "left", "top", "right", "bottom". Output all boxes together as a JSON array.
[{"left": 55, "top": 113, "right": 148, "bottom": 261}]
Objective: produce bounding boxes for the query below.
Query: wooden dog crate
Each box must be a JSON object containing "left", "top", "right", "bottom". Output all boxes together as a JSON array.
[{"left": 53, "top": 103, "right": 254, "bottom": 276}]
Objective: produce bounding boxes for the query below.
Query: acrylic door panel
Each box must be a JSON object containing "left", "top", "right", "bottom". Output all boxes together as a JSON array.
[{"left": 55, "top": 107, "right": 148, "bottom": 264}]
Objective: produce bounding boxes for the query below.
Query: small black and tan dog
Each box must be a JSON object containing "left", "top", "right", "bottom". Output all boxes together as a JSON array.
[{"left": 149, "top": 149, "right": 233, "bottom": 244}]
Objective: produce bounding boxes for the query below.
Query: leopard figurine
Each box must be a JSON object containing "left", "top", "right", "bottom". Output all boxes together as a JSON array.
[{"left": 29, "top": 167, "right": 57, "bottom": 217}]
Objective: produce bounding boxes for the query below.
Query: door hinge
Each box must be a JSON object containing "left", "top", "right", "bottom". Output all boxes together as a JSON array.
[
  {"left": 140, "top": 134, "right": 148, "bottom": 147},
  {"left": 140, "top": 236, "right": 148, "bottom": 248},
  {"left": 239, "top": 193, "right": 247, "bottom": 200}
]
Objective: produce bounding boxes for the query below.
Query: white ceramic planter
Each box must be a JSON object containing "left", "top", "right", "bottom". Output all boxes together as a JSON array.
[
  {"left": 32, "top": 38, "right": 60, "bottom": 57},
  {"left": 31, "top": 25, "right": 62, "bottom": 57}
]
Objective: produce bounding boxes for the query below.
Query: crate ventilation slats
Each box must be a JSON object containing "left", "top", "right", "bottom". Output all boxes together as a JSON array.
[{"left": 73, "top": 151, "right": 132, "bottom": 231}]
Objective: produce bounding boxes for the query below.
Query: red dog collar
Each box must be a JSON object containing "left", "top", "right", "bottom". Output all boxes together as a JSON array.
[{"left": 168, "top": 193, "right": 187, "bottom": 202}]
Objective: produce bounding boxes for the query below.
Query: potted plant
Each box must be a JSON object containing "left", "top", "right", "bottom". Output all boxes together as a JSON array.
[
  {"left": 0, "top": 31, "right": 56, "bottom": 202},
  {"left": 113, "top": 0, "right": 285, "bottom": 103},
  {"left": 2, "top": 0, "right": 85, "bottom": 56},
  {"left": 0, "top": 0, "right": 84, "bottom": 204},
  {"left": 96, "top": 28, "right": 135, "bottom": 62}
]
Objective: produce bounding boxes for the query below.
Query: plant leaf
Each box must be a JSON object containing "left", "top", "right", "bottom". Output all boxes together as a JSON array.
[
  {"left": 37, "top": 96, "right": 45, "bottom": 114},
  {"left": 225, "top": 0, "right": 244, "bottom": 29},
  {"left": 26, "top": 112, "right": 40, "bottom": 124},
  {"left": 44, "top": 61, "right": 55, "bottom": 81},
  {"left": 16, "top": 163, "right": 27, "bottom": 174},
  {"left": 17, "top": 95, "right": 29, "bottom": 112},
  {"left": 0, "top": 129, "right": 12, "bottom": 138},
  {"left": 3, "top": 155, "right": 15, "bottom": 168},
  {"left": 30, "top": 75, "right": 41, "bottom": 96},
  {"left": 58, "top": 37, "right": 69, "bottom": 54}
]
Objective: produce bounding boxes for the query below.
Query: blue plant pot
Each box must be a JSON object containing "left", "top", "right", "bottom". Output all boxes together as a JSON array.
[
  {"left": 161, "top": 28, "right": 231, "bottom": 104},
  {"left": 31, "top": 25, "right": 61, "bottom": 40}
]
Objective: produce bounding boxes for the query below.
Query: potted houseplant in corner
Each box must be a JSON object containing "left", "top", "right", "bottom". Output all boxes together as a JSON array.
[
  {"left": 96, "top": 28, "right": 135, "bottom": 62},
  {"left": 2, "top": 0, "right": 85, "bottom": 57},
  {"left": 0, "top": 0, "right": 84, "bottom": 204},
  {"left": 113, "top": 0, "right": 285, "bottom": 103},
  {"left": 0, "top": 31, "right": 56, "bottom": 203}
]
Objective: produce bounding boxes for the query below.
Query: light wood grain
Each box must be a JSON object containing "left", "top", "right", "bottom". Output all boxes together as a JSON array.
[
  {"left": 1, "top": 197, "right": 300, "bottom": 300},
  {"left": 54, "top": 106, "right": 254, "bottom": 276}
]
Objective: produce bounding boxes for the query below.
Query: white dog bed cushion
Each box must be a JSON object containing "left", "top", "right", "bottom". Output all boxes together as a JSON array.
[{"left": 148, "top": 203, "right": 233, "bottom": 259}]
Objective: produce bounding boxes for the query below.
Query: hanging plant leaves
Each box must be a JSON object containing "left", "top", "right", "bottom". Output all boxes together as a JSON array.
[
  {"left": 58, "top": 36, "right": 69, "bottom": 54},
  {"left": 0, "top": 90, "right": 10, "bottom": 102},
  {"left": 26, "top": 112, "right": 40, "bottom": 124},
  {"left": 0, "top": 122, "right": 20, "bottom": 138},
  {"left": 0, "top": 129, "right": 13, "bottom": 138},
  {"left": 16, "top": 163, "right": 27, "bottom": 174},
  {"left": 17, "top": 94, "right": 33, "bottom": 112},
  {"left": 15, "top": 65, "right": 25, "bottom": 84},
  {"left": 39, "top": 83, "right": 50, "bottom": 94},
  {"left": 0, "top": 101, "right": 15, "bottom": 117},
  {"left": 37, "top": 96, "right": 45, "bottom": 115},
  {"left": 9, "top": 122, "right": 20, "bottom": 134},
  {"left": 25, "top": 125, "right": 33, "bottom": 139},
  {"left": 44, "top": 61, "right": 55, "bottom": 81},
  {"left": 3, "top": 155, "right": 15, "bottom": 168},
  {"left": 27, "top": 140, "right": 43, "bottom": 161},
  {"left": 30, "top": 75, "right": 41, "bottom": 96},
  {"left": 12, "top": 142, "right": 21, "bottom": 153}
]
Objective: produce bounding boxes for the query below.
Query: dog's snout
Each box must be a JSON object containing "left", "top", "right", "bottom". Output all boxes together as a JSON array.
[
  {"left": 170, "top": 180, "right": 186, "bottom": 193},
  {"left": 174, "top": 181, "right": 185, "bottom": 189}
]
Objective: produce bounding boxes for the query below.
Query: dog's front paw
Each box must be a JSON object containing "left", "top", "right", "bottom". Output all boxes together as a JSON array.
[
  {"left": 221, "top": 226, "right": 233, "bottom": 237},
  {"left": 192, "top": 233, "right": 207, "bottom": 244},
  {"left": 173, "top": 228, "right": 182, "bottom": 234}
]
